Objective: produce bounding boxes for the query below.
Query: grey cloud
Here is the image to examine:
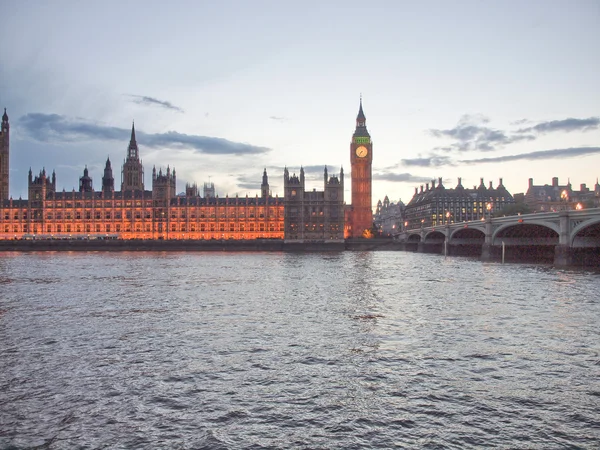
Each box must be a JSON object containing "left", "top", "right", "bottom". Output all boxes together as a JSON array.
[
  {"left": 18, "top": 113, "right": 269, "bottom": 156},
  {"left": 510, "top": 118, "right": 531, "bottom": 126},
  {"left": 269, "top": 116, "right": 289, "bottom": 122},
  {"left": 429, "top": 114, "right": 535, "bottom": 152},
  {"left": 400, "top": 156, "right": 453, "bottom": 167},
  {"left": 128, "top": 94, "right": 184, "bottom": 113},
  {"left": 517, "top": 117, "right": 600, "bottom": 134},
  {"left": 459, "top": 147, "right": 600, "bottom": 164}
]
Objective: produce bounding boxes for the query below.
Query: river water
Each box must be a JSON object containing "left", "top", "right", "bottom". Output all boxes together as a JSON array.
[{"left": 0, "top": 251, "right": 599, "bottom": 449}]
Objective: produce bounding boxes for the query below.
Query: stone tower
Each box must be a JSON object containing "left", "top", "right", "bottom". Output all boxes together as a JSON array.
[
  {"left": 121, "top": 122, "right": 144, "bottom": 191},
  {"left": 261, "top": 168, "right": 270, "bottom": 198},
  {"left": 152, "top": 166, "right": 176, "bottom": 206},
  {"left": 102, "top": 157, "right": 114, "bottom": 193},
  {"left": 28, "top": 168, "right": 56, "bottom": 203},
  {"left": 0, "top": 108, "right": 9, "bottom": 200},
  {"left": 349, "top": 97, "right": 373, "bottom": 238},
  {"left": 79, "top": 166, "right": 93, "bottom": 192}
]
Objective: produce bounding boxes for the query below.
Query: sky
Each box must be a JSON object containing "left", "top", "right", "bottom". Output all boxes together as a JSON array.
[{"left": 1, "top": 0, "right": 599, "bottom": 208}]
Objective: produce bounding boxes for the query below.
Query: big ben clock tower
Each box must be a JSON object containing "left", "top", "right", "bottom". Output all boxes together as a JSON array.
[{"left": 350, "top": 97, "right": 373, "bottom": 238}]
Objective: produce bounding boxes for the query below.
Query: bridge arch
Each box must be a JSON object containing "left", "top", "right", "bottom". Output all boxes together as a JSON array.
[
  {"left": 492, "top": 221, "right": 559, "bottom": 244},
  {"left": 406, "top": 232, "right": 421, "bottom": 243},
  {"left": 571, "top": 217, "right": 600, "bottom": 244},
  {"left": 424, "top": 230, "right": 445, "bottom": 242},
  {"left": 571, "top": 217, "right": 600, "bottom": 248},
  {"left": 449, "top": 227, "right": 485, "bottom": 241}
]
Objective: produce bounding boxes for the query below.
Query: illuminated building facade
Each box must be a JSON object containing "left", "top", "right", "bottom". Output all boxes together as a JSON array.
[
  {"left": 404, "top": 177, "right": 515, "bottom": 229},
  {"left": 0, "top": 122, "right": 285, "bottom": 240}
]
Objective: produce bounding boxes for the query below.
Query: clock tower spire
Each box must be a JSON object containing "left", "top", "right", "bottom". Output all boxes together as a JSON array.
[{"left": 349, "top": 97, "right": 373, "bottom": 238}]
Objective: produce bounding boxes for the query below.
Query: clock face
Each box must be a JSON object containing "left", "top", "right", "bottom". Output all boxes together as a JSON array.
[{"left": 356, "top": 146, "right": 368, "bottom": 158}]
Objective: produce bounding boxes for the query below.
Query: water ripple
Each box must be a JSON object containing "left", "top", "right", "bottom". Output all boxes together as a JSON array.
[{"left": 0, "top": 251, "right": 599, "bottom": 448}]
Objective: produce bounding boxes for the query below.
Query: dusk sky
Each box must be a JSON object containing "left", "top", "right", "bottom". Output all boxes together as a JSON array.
[{"left": 1, "top": 0, "right": 599, "bottom": 207}]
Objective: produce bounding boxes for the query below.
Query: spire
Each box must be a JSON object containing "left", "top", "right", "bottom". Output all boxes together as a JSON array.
[
  {"left": 2, "top": 108, "right": 7, "bottom": 122},
  {"left": 127, "top": 121, "right": 138, "bottom": 159},
  {"left": 353, "top": 96, "right": 370, "bottom": 139},
  {"left": 357, "top": 95, "right": 366, "bottom": 122}
]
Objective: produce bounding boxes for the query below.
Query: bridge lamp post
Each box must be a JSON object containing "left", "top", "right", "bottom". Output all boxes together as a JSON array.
[
  {"left": 486, "top": 202, "right": 492, "bottom": 220},
  {"left": 445, "top": 211, "right": 451, "bottom": 224},
  {"left": 576, "top": 203, "right": 583, "bottom": 210},
  {"left": 561, "top": 190, "right": 569, "bottom": 210}
]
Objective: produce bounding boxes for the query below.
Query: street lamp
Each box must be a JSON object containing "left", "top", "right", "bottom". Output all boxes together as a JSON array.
[
  {"left": 446, "top": 211, "right": 451, "bottom": 224},
  {"left": 576, "top": 203, "right": 583, "bottom": 210},
  {"left": 560, "top": 190, "right": 569, "bottom": 210},
  {"left": 486, "top": 202, "right": 492, "bottom": 220}
]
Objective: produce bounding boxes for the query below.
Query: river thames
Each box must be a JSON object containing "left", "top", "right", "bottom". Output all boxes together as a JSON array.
[{"left": 1, "top": 251, "right": 599, "bottom": 449}]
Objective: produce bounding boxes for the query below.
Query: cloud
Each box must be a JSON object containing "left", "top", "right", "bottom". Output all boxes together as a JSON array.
[
  {"left": 400, "top": 155, "right": 453, "bottom": 167},
  {"left": 269, "top": 116, "right": 289, "bottom": 122},
  {"left": 429, "top": 115, "right": 535, "bottom": 152},
  {"left": 18, "top": 113, "right": 270, "bottom": 156},
  {"left": 429, "top": 114, "right": 535, "bottom": 152},
  {"left": 128, "top": 94, "right": 184, "bottom": 113},
  {"left": 373, "top": 172, "right": 433, "bottom": 183},
  {"left": 459, "top": 147, "right": 600, "bottom": 164},
  {"left": 516, "top": 117, "right": 600, "bottom": 134}
]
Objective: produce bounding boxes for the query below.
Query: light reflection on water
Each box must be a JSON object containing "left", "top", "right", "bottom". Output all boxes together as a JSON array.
[{"left": 1, "top": 251, "right": 599, "bottom": 449}]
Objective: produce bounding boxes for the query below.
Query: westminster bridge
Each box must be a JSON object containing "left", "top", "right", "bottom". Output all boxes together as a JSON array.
[{"left": 393, "top": 208, "right": 600, "bottom": 267}]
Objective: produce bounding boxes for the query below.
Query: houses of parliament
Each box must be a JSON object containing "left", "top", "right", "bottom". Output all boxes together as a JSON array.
[{"left": 0, "top": 102, "right": 375, "bottom": 242}]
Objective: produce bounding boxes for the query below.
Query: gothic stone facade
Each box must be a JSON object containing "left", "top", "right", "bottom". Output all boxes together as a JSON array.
[
  {"left": 283, "top": 166, "right": 345, "bottom": 242},
  {"left": 0, "top": 123, "right": 285, "bottom": 240}
]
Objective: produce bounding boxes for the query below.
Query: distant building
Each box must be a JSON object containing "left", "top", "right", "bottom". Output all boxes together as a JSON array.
[
  {"left": 524, "top": 177, "right": 600, "bottom": 211},
  {"left": 283, "top": 166, "right": 345, "bottom": 242},
  {"left": 374, "top": 196, "right": 405, "bottom": 236},
  {"left": 404, "top": 177, "right": 515, "bottom": 229}
]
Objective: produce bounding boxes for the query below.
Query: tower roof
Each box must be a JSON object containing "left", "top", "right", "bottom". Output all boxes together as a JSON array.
[
  {"left": 353, "top": 96, "right": 370, "bottom": 139},
  {"left": 2, "top": 108, "right": 8, "bottom": 122},
  {"left": 356, "top": 97, "right": 366, "bottom": 122},
  {"left": 127, "top": 121, "right": 139, "bottom": 159},
  {"left": 130, "top": 122, "right": 137, "bottom": 146}
]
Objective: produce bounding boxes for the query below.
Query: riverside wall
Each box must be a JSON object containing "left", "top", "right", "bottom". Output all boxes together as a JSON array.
[{"left": 0, "top": 238, "right": 398, "bottom": 252}]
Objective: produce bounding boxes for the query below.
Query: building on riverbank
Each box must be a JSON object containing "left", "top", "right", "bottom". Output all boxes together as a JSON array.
[
  {"left": 524, "top": 177, "right": 600, "bottom": 212},
  {"left": 283, "top": 166, "right": 345, "bottom": 243},
  {"left": 404, "top": 177, "right": 515, "bottom": 229},
  {"left": 1, "top": 121, "right": 285, "bottom": 240}
]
